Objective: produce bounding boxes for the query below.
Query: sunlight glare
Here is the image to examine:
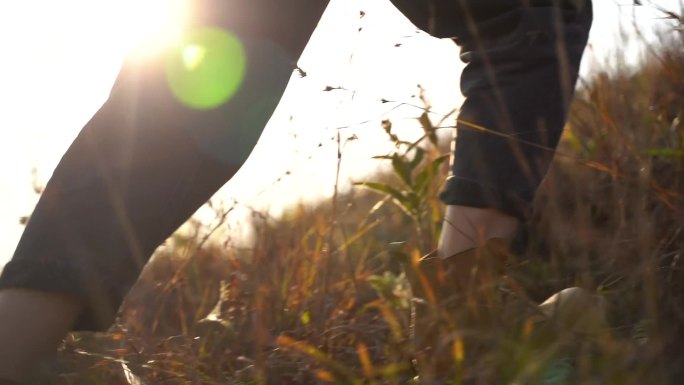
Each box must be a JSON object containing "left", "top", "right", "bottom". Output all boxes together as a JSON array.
[
  {"left": 182, "top": 44, "right": 207, "bottom": 70},
  {"left": 117, "top": 0, "right": 191, "bottom": 58},
  {"left": 165, "top": 28, "right": 247, "bottom": 109}
]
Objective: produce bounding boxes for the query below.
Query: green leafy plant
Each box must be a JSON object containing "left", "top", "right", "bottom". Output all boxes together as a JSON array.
[{"left": 354, "top": 113, "right": 449, "bottom": 250}]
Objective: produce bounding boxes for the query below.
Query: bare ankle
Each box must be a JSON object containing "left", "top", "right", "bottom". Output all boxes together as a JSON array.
[
  {"left": 0, "top": 289, "right": 82, "bottom": 382},
  {"left": 438, "top": 205, "right": 519, "bottom": 258}
]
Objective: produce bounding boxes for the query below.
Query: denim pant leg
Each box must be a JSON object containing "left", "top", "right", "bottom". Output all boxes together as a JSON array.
[
  {"left": 391, "top": 0, "right": 593, "bottom": 220},
  {"left": 0, "top": 0, "right": 329, "bottom": 332}
]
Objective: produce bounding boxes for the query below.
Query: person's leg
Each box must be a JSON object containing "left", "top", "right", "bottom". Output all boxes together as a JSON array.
[
  {"left": 393, "top": 0, "right": 593, "bottom": 269},
  {"left": 438, "top": 206, "right": 519, "bottom": 257},
  {"left": 392, "top": 0, "right": 593, "bottom": 381},
  {"left": 0, "top": 0, "right": 329, "bottom": 382},
  {"left": 0, "top": 290, "right": 82, "bottom": 382},
  {"left": 437, "top": 0, "right": 594, "bottom": 264}
]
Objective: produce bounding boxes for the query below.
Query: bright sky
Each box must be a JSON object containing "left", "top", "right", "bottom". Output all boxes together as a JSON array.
[{"left": 0, "top": 0, "right": 680, "bottom": 266}]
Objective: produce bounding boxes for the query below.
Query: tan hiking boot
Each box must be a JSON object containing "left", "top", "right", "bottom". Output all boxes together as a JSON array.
[
  {"left": 537, "top": 287, "right": 608, "bottom": 338},
  {"left": 406, "top": 241, "right": 609, "bottom": 385},
  {"left": 406, "top": 238, "right": 539, "bottom": 384},
  {"left": 514, "top": 287, "right": 609, "bottom": 385}
]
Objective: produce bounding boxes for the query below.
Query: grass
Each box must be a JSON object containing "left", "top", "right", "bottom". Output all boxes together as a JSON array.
[{"left": 46, "top": 20, "right": 684, "bottom": 385}]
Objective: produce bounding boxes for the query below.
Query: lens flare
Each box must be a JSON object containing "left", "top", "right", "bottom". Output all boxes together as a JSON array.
[
  {"left": 165, "top": 28, "right": 246, "bottom": 109},
  {"left": 116, "top": 0, "right": 190, "bottom": 57}
]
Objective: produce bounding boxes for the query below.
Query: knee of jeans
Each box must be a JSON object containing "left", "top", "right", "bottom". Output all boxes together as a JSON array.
[
  {"left": 389, "top": 0, "right": 468, "bottom": 38},
  {"left": 531, "top": 0, "right": 594, "bottom": 35},
  {"left": 513, "top": 1, "right": 592, "bottom": 58},
  {"left": 559, "top": 0, "right": 594, "bottom": 35},
  {"left": 388, "top": 0, "right": 431, "bottom": 33}
]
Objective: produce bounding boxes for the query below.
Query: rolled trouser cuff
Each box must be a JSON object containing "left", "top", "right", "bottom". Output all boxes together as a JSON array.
[
  {"left": 438, "top": 1, "right": 593, "bottom": 220},
  {"left": 439, "top": 175, "right": 533, "bottom": 221}
]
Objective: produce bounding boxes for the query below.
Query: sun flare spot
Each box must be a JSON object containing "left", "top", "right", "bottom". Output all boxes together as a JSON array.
[
  {"left": 165, "top": 28, "right": 247, "bottom": 109},
  {"left": 182, "top": 44, "right": 207, "bottom": 71},
  {"left": 118, "top": 0, "right": 191, "bottom": 58}
]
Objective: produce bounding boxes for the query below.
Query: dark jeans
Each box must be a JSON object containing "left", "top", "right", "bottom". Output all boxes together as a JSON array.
[
  {"left": 0, "top": 0, "right": 592, "bottom": 331},
  {"left": 392, "top": 0, "right": 593, "bottom": 219}
]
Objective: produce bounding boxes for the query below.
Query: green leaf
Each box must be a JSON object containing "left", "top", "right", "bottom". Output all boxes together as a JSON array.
[
  {"left": 414, "top": 172, "right": 430, "bottom": 199},
  {"left": 408, "top": 147, "right": 425, "bottom": 171},
  {"left": 391, "top": 153, "right": 413, "bottom": 187},
  {"left": 353, "top": 181, "right": 416, "bottom": 217},
  {"left": 366, "top": 272, "right": 410, "bottom": 309},
  {"left": 415, "top": 154, "right": 449, "bottom": 196}
]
